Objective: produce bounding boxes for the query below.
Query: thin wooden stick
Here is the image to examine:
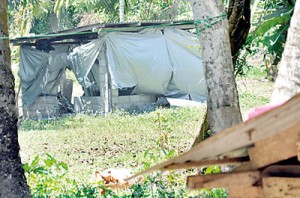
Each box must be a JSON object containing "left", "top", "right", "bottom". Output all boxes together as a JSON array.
[
  {"left": 125, "top": 156, "right": 249, "bottom": 181},
  {"left": 162, "top": 156, "right": 249, "bottom": 170}
]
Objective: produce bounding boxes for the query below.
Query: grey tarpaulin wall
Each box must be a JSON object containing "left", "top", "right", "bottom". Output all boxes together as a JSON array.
[
  {"left": 68, "top": 27, "right": 206, "bottom": 101},
  {"left": 19, "top": 46, "right": 69, "bottom": 106},
  {"left": 19, "top": 27, "right": 206, "bottom": 107}
]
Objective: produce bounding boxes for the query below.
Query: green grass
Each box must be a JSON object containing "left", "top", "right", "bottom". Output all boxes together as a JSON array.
[
  {"left": 19, "top": 107, "right": 205, "bottom": 182},
  {"left": 241, "top": 66, "right": 268, "bottom": 79},
  {"left": 18, "top": 74, "right": 273, "bottom": 197}
]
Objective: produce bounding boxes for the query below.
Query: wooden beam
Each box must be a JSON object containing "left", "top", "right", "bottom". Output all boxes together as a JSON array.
[
  {"left": 162, "top": 156, "right": 249, "bottom": 170},
  {"left": 127, "top": 94, "right": 300, "bottom": 181},
  {"left": 227, "top": 186, "right": 263, "bottom": 198},
  {"left": 262, "top": 165, "right": 300, "bottom": 178},
  {"left": 263, "top": 177, "right": 300, "bottom": 198},
  {"left": 248, "top": 126, "right": 300, "bottom": 169},
  {"left": 186, "top": 171, "right": 261, "bottom": 189},
  {"left": 233, "top": 162, "right": 254, "bottom": 172}
]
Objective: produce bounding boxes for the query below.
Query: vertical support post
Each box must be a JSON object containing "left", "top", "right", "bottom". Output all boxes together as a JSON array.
[
  {"left": 104, "top": 72, "right": 110, "bottom": 115},
  {"left": 99, "top": 44, "right": 112, "bottom": 115}
]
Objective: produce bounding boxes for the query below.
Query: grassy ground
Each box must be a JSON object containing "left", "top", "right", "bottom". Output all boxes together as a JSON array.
[
  {"left": 19, "top": 107, "right": 204, "bottom": 182},
  {"left": 18, "top": 68, "right": 274, "bottom": 196}
]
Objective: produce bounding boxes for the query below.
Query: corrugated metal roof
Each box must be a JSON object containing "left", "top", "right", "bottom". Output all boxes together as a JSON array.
[{"left": 11, "top": 20, "right": 195, "bottom": 46}]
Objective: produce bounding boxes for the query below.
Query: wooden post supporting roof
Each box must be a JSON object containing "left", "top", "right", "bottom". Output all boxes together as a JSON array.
[{"left": 98, "top": 45, "right": 112, "bottom": 115}]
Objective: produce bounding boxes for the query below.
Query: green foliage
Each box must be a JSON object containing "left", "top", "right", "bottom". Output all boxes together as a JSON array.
[
  {"left": 95, "top": 172, "right": 193, "bottom": 197},
  {"left": 19, "top": 117, "right": 71, "bottom": 131},
  {"left": 127, "top": 0, "right": 192, "bottom": 21},
  {"left": 8, "top": 0, "right": 193, "bottom": 36},
  {"left": 239, "top": 92, "right": 270, "bottom": 109},
  {"left": 236, "top": 0, "right": 295, "bottom": 78},
  {"left": 142, "top": 110, "right": 177, "bottom": 169},
  {"left": 23, "top": 154, "right": 100, "bottom": 197},
  {"left": 200, "top": 188, "right": 228, "bottom": 198},
  {"left": 251, "top": 0, "right": 294, "bottom": 50},
  {"left": 23, "top": 153, "right": 219, "bottom": 197}
]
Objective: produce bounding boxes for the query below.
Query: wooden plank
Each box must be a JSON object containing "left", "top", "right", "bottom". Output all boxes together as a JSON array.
[
  {"left": 262, "top": 165, "right": 300, "bottom": 178},
  {"left": 227, "top": 186, "right": 263, "bottom": 198},
  {"left": 263, "top": 177, "right": 300, "bottom": 198},
  {"left": 233, "top": 162, "right": 254, "bottom": 172},
  {"left": 127, "top": 94, "right": 300, "bottom": 181},
  {"left": 162, "top": 156, "right": 249, "bottom": 170},
  {"left": 248, "top": 127, "right": 300, "bottom": 169},
  {"left": 186, "top": 171, "right": 261, "bottom": 189}
]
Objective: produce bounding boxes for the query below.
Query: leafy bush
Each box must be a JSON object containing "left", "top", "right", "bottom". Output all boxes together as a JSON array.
[
  {"left": 23, "top": 152, "right": 227, "bottom": 198},
  {"left": 23, "top": 154, "right": 100, "bottom": 197},
  {"left": 23, "top": 154, "right": 191, "bottom": 197},
  {"left": 236, "top": 0, "right": 295, "bottom": 79}
]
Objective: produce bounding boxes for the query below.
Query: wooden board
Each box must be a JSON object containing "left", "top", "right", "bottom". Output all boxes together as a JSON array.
[
  {"left": 233, "top": 162, "right": 254, "bottom": 172},
  {"left": 248, "top": 127, "right": 300, "bottom": 169},
  {"left": 263, "top": 177, "right": 300, "bottom": 198},
  {"left": 262, "top": 165, "right": 300, "bottom": 177},
  {"left": 127, "top": 94, "right": 300, "bottom": 181},
  {"left": 227, "top": 186, "right": 263, "bottom": 198},
  {"left": 186, "top": 171, "right": 261, "bottom": 189}
]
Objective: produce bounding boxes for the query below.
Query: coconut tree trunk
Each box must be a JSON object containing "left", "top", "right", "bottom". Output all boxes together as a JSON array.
[
  {"left": 169, "top": 0, "right": 181, "bottom": 19},
  {"left": 50, "top": 12, "right": 59, "bottom": 32},
  {"left": 228, "top": 0, "right": 251, "bottom": 64},
  {"left": 119, "top": 0, "right": 125, "bottom": 22},
  {"left": 271, "top": 0, "right": 300, "bottom": 104},
  {"left": 191, "top": 0, "right": 242, "bottom": 135},
  {"left": 0, "top": 1, "right": 31, "bottom": 197}
]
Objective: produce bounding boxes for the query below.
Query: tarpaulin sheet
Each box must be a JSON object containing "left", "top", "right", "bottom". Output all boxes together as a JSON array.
[
  {"left": 68, "top": 38, "right": 105, "bottom": 88},
  {"left": 164, "top": 28, "right": 206, "bottom": 101},
  {"left": 106, "top": 31, "right": 173, "bottom": 94},
  {"left": 68, "top": 28, "right": 207, "bottom": 101},
  {"left": 19, "top": 46, "right": 69, "bottom": 106}
]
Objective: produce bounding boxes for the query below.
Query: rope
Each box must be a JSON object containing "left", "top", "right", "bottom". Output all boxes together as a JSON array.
[
  {"left": 194, "top": 13, "right": 227, "bottom": 36},
  {"left": 0, "top": 36, "right": 10, "bottom": 40}
]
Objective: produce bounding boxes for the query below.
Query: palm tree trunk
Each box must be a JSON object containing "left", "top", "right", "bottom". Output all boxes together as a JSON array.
[
  {"left": 191, "top": 0, "right": 242, "bottom": 135},
  {"left": 119, "top": 0, "right": 125, "bottom": 22},
  {"left": 228, "top": 0, "right": 251, "bottom": 64},
  {"left": 50, "top": 12, "right": 59, "bottom": 32},
  {"left": 193, "top": 0, "right": 250, "bottom": 145},
  {"left": 0, "top": 0, "right": 30, "bottom": 196},
  {"left": 271, "top": 0, "right": 300, "bottom": 104}
]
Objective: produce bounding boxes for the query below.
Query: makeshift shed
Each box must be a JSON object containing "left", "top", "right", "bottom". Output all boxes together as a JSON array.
[{"left": 13, "top": 20, "right": 206, "bottom": 119}]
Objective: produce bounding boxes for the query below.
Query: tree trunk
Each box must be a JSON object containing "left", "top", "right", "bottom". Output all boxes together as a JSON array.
[
  {"left": 50, "top": 12, "right": 59, "bottom": 32},
  {"left": 191, "top": 0, "right": 242, "bottom": 135},
  {"left": 169, "top": 0, "right": 181, "bottom": 19},
  {"left": 119, "top": 0, "right": 125, "bottom": 22},
  {"left": 0, "top": 1, "right": 31, "bottom": 197},
  {"left": 271, "top": 1, "right": 300, "bottom": 104},
  {"left": 227, "top": 0, "right": 251, "bottom": 64}
]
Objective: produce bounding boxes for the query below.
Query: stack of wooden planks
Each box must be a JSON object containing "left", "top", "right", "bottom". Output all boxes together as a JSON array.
[{"left": 127, "top": 94, "right": 300, "bottom": 198}]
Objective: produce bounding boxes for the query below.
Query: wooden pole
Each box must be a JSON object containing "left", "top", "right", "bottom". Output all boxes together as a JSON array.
[{"left": 101, "top": 45, "right": 112, "bottom": 115}]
